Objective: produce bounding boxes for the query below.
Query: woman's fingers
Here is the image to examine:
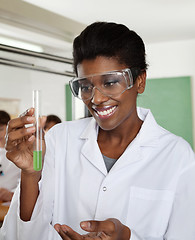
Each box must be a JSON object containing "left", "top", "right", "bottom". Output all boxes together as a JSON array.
[
  {"left": 6, "top": 137, "right": 34, "bottom": 161},
  {"left": 3, "top": 108, "right": 46, "bottom": 174},
  {"left": 7, "top": 108, "right": 34, "bottom": 133},
  {"left": 80, "top": 218, "right": 131, "bottom": 240},
  {"left": 54, "top": 224, "right": 83, "bottom": 240},
  {"left": 54, "top": 224, "right": 71, "bottom": 240},
  {"left": 80, "top": 219, "right": 115, "bottom": 235},
  {"left": 5, "top": 108, "right": 36, "bottom": 152},
  {"left": 19, "top": 108, "right": 34, "bottom": 118},
  {"left": 7, "top": 116, "right": 35, "bottom": 133},
  {"left": 7, "top": 126, "right": 35, "bottom": 142},
  {"left": 5, "top": 126, "right": 35, "bottom": 151}
]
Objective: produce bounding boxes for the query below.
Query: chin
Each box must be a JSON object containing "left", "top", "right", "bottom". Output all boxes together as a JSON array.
[{"left": 96, "top": 120, "right": 120, "bottom": 131}]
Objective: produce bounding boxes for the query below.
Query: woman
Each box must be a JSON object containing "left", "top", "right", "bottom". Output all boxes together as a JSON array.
[{"left": 1, "top": 22, "right": 195, "bottom": 240}]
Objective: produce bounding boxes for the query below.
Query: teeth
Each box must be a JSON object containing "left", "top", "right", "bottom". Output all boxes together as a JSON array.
[{"left": 97, "top": 106, "right": 116, "bottom": 116}]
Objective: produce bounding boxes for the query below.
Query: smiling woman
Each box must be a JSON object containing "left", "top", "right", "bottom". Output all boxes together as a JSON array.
[
  {"left": 75, "top": 56, "right": 144, "bottom": 134},
  {"left": 1, "top": 21, "right": 195, "bottom": 240}
]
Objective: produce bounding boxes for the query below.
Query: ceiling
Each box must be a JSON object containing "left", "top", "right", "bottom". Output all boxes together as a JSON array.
[
  {"left": 23, "top": 0, "right": 195, "bottom": 44},
  {"left": 0, "top": 0, "right": 195, "bottom": 58}
]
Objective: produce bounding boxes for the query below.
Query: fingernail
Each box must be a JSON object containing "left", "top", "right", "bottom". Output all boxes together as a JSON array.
[
  {"left": 26, "top": 127, "right": 35, "bottom": 133},
  {"left": 81, "top": 221, "right": 91, "bottom": 230},
  {"left": 61, "top": 225, "right": 68, "bottom": 233},
  {"left": 28, "top": 135, "right": 34, "bottom": 142},
  {"left": 55, "top": 225, "right": 60, "bottom": 232},
  {"left": 25, "top": 123, "right": 34, "bottom": 128},
  {"left": 27, "top": 117, "right": 35, "bottom": 122}
]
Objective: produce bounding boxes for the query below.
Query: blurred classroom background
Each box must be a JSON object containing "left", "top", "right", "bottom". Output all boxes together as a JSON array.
[{"left": 0, "top": 0, "right": 195, "bottom": 149}]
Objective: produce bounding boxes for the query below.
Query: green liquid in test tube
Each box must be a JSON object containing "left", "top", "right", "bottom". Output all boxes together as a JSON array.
[
  {"left": 33, "top": 151, "right": 42, "bottom": 171},
  {"left": 33, "top": 90, "right": 42, "bottom": 171}
]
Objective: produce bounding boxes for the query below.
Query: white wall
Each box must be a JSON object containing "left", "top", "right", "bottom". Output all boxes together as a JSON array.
[
  {"left": 0, "top": 64, "right": 70, "bottom": 121},
  {"left": 146, "top": 39, "right": 195, "bottom": 149}
]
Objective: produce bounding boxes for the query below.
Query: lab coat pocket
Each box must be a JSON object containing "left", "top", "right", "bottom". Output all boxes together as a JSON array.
[{"left": 127, "top": 186, "right": 174, "bottom": 238}]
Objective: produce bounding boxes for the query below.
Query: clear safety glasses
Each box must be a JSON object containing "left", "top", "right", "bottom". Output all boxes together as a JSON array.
[{"left": 69, "top": 68, "right": 134, "bottom": 101}]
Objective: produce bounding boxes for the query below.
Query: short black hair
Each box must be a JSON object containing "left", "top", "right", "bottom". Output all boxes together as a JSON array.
[
  {"left": 45, "top": 115, "right": 61, "bottom": 125},
  {"left": 0, "top": 110, "right": 11, "bottom": 125},
  {"left": 73, "top": 21, "right": 148, "bottom": 82}
]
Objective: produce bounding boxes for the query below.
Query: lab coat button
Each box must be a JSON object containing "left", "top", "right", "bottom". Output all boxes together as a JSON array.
[{"left": 103, "top": 186, "right": 107, "bottom": 191}]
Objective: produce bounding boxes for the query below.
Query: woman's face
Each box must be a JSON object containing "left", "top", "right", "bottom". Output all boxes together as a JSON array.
[{"left": 77, "top": 56, "right": 145, "bottom": 131}]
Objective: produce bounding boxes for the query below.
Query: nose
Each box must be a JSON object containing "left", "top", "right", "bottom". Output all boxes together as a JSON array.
[{"left": 91, "top": 87, "right": 109, "bottom": 104}]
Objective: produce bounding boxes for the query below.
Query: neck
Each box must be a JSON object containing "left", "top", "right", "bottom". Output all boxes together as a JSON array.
[{"left": 98, "top": 111, "right": 143, "bottom": 146}]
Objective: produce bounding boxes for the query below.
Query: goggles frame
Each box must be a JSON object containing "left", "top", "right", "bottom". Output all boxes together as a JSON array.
[{"left": 69, "top": 68, "right": 134, "bottom": 100}]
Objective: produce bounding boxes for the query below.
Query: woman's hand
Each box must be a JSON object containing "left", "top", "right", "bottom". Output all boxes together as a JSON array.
[
  {"left": 5, "top": 108, "right": 46, "bottom": 175},
  {"left": 5, "top": 108, "right": 47, "bottom": 221},
  {"left": 54, "top": 218, "right": 131, "bottom": 240}
]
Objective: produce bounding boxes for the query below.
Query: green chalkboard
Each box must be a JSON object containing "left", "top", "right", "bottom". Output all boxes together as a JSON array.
[
  {"left": 65, "top": 84, "right": 72, "bottom": 121},
  {"left": 137, "top": 76, "right": 194, "bottom": 149}
]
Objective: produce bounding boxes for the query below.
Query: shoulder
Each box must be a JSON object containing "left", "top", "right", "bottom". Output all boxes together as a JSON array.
[
  {"left": 157, "top": 125, "right": 195, "bottom": 172},
  {"left": 56, "top": 117, "right": 92, "bottom": 134},
  {"left": 138, "top": 107, "right": 195, "bottom": 166},
  {"left": 45, "top": 117, "right": 93, "bottom": 141},
  {"left": 156, "top": 120, "right": 193, "bottom": 152}
]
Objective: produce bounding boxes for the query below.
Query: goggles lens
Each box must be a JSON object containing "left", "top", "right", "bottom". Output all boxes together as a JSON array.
[{"left": 69, "top": 68, "right": 133, "bottom": 100}]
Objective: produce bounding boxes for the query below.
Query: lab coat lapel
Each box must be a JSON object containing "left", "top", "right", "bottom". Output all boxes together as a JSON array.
[
  {"left": 110, "top": 108, "right": 160, "bottom": 172},
  {"left": 110, "top": 136, "right": 142, "bottom": 172},
  {"left": 137, "top": 107, "right": 160, "bottom": 147},
  {"left": 80, "top": 118, "right": 107, "bottom": 176},
  {"left": 79, "top": 109, "right": 160, "bottom": 174}
]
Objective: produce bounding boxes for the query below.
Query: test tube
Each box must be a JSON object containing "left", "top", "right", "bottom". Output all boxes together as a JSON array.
[{"left": 33, "top": 90, "right": 42, "bottom": 171}]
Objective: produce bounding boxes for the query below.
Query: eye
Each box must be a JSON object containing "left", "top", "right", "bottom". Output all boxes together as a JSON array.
[
  {"left": 81, "top": 84, "right": 93, "bottom": 92},
  {"left": 104, "top": 79, "right": 119, "bottom": 88}
]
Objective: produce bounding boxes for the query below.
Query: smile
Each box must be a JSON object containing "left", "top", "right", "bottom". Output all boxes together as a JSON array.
[{"left": 95, "top": 106, "right": 117, "bottom": 118}]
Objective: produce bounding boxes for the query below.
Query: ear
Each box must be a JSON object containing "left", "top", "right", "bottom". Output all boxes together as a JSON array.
[{"left": 136, "top": 71, "right": 146, "bottom": 94}]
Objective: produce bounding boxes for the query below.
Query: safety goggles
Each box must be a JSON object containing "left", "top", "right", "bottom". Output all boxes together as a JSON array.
[{"left": 69, "top": 68, "right": 134, "bottom": 101}]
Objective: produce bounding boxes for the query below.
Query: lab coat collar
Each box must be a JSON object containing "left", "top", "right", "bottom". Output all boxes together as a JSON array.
[
  {"left": 80, "top": 117, "right": 98, "bottom": 140},
  {"left": 79, "top": 107, "right": 161, "bottom": 174},
  {"left": 137, "top": 107, "right": 160, "bottom": 147},
  {"left": 80, "top": 118, "right": 107, "bottom": 175}
]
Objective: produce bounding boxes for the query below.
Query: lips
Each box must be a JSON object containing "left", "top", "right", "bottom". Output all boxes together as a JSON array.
[{"left": 92, "top": 106, "right": 117, "bottom": 119}]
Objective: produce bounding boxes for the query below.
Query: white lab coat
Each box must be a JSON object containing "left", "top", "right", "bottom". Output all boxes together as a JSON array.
[
  {"left": 0, "top": 148, "right": 21, "bottom": 192},
  {"left": 1, "top": 107, "right": 195, "bottom": 240}
]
